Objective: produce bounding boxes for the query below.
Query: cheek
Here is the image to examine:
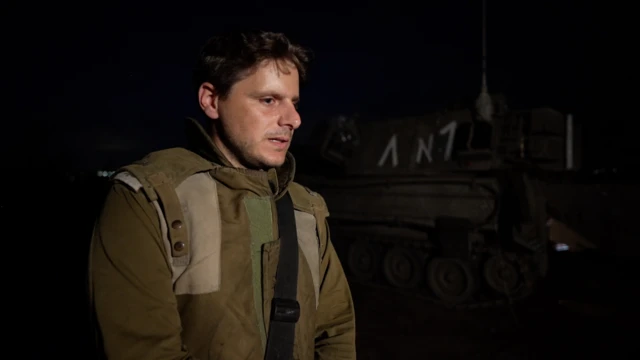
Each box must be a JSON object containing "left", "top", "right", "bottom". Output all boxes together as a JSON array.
[
  {"left": 242, "top": 110, "right": 271, "bottom": 138},
  {"left": 225, "top": 106, "right": 256, "bottom": 135},
  {"left": 224, "top": 103, "right": 272, "bottom": 144},
  {"left": 226, "top": 116, "right": 263, "bottom": 152}
]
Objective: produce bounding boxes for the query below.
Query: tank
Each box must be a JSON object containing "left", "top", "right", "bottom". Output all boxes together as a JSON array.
[{"left": 293, "top": 95, "right": 581, "bottom": 309}]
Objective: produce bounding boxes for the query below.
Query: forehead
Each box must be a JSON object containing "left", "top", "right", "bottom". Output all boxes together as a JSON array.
[{"left": 233, "top": 59, "right": 300, "bottom": 96}]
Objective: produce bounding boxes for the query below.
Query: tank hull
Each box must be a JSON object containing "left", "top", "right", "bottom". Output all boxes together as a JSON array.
[{"left": 297, "top": 170, "right": 549, "bottom": 309}]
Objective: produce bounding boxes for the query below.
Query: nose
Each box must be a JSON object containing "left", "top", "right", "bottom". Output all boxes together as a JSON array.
[{"left": 278, "top": 102, "right": 301, "bottom": 130}]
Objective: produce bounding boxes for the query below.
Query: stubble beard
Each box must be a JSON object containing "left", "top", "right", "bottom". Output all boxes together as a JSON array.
[{"left": 214, "top": 121, "right": 273, "bottom": 170}]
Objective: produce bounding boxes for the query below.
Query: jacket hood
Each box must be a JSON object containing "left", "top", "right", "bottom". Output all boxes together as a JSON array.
[{"left": 184, "top": 117, "right": 296, "bottom": 199}]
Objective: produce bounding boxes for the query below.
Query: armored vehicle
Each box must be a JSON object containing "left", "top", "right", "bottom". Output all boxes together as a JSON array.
[{"left": 293, "top": 97, "right": 580, "bottom": 308}]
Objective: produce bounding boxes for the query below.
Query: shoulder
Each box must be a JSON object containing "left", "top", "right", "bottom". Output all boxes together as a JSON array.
[
  {"left": 119, "top": 147, "right": 214, "bottom": 182},
  {"left": 111, "top": 147, "right": 214, "bottom": 198},
  {"left": 288, "top": 182, "right": 329, "bottom": 217},
  {"left": 97, "top": 180, "right": 162, "bottom": 236},
  {"left": 288, "top": 182, "right": 332, "bottom": 255}
]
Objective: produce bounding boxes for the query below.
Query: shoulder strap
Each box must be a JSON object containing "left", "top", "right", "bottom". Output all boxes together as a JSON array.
[
  {"left": 113, "top": 148, "right": 215, "bottom": 261},
  {"left": 288, "top": 182, "right": 330, "bottom": 258},
  {"left": 265, "top": 191, "right": 300, "bottom": 360}
]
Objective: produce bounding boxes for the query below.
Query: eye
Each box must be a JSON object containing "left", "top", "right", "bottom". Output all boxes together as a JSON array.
[{"left": 260, "top": 97, "right": 276, "bottom": 105}]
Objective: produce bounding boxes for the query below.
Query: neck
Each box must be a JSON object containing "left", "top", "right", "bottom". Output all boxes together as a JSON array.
[{"left": 212, "top": 132, "right": 246, "bottom": 169}]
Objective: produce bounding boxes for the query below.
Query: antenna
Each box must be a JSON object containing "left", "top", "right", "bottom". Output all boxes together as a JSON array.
[
  {"left": 475, "top": 0, "right": 493, "bottom": 122},
  {"left": 481, "top": 0, "right": 487, "bottom": 94}
]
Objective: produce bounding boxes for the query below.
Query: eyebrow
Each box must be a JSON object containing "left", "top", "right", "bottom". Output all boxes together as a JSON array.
[{"left": 250, "top": 91, "right": 300, "bottom": 103}]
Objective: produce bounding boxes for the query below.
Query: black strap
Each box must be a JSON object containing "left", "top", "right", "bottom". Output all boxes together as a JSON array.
[{"left": 265, "top": 191, "right": 300, "bottom": 360}]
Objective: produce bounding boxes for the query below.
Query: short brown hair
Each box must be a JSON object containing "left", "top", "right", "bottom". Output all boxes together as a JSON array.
[{"left": 193, "top": 30, "right": 311, "bottom": 99}]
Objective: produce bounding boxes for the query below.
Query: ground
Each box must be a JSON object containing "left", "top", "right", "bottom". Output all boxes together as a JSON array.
[{"left": 349, "top": 251, "right": 636, "bottom": 359}]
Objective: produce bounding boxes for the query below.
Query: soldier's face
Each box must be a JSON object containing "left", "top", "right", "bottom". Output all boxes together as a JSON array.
[{"left": 199, "top": 59, "right": 301, "bottom": 170}]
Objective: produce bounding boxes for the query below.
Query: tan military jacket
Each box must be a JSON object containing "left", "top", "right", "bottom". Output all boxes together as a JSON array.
[{"left": 88, "top": 119, "right": 356, "bottom": 360}]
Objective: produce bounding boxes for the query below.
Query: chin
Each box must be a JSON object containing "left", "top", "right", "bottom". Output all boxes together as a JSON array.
[
  {"left": 259, "top": 155, "right": 287, "bottom": 169},
  {"left": 266, "top": 159, "right": 286, "bottom": 168},
  {"left": 243, "top": 154, "right": 285, "bottom": 170}
]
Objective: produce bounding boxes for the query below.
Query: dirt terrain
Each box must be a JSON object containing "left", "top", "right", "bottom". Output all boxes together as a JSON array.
[{"left": 349, "top": 251, "right": 636, "bottom": 360}]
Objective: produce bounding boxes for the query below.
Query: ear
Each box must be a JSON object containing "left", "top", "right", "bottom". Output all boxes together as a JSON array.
[{"left": 198, "top": 82, "right": 221, "bottom": 119}]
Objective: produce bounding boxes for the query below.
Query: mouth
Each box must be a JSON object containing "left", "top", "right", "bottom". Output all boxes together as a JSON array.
[{"left": 268, "top": 136, "right": 290, "bottom": 144}]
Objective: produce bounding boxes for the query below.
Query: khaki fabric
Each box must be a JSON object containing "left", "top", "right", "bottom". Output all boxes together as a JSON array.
[{"left": 88, "top": 118, "right": 356, "bottom": 360}]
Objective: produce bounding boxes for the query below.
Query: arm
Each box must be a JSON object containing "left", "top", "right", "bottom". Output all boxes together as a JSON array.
[
  {"left": 314, "top": 220, "right": 357, "bottom": 360},
  {"left": 89, "top": 183, "right": 194, "bottom": 360}
]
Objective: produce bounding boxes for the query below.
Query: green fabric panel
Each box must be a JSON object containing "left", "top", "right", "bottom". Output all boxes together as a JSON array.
[{"left": 244, "top": 196, "right": 274, "bottom": 352}]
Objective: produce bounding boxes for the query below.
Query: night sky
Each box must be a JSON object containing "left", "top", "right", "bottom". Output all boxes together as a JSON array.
[{"left": 5, "top": 1, "right": 621, "bottom": 172}]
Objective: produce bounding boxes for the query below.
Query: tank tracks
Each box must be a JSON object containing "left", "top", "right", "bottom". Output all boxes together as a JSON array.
[{"left": 333, "top": 223, "right": 546, "bottom": 310}]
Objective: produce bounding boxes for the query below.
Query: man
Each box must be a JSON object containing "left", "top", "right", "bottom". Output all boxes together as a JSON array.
[{"left": 88, "top": 31, "right": 357, "bottom": 360}]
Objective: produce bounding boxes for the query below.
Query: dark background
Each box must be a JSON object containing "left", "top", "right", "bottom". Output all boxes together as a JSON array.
[
  {"left": 3, "top": 1, "right": 636, "bottom": 359},
  {"left": 4, "top": 0, "right": 629, "bottom": 171}
]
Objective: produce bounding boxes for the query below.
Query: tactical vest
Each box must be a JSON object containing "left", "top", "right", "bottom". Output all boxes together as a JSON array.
[{"left": 100, "top": 148, "right": 326, "bottom": 307}]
